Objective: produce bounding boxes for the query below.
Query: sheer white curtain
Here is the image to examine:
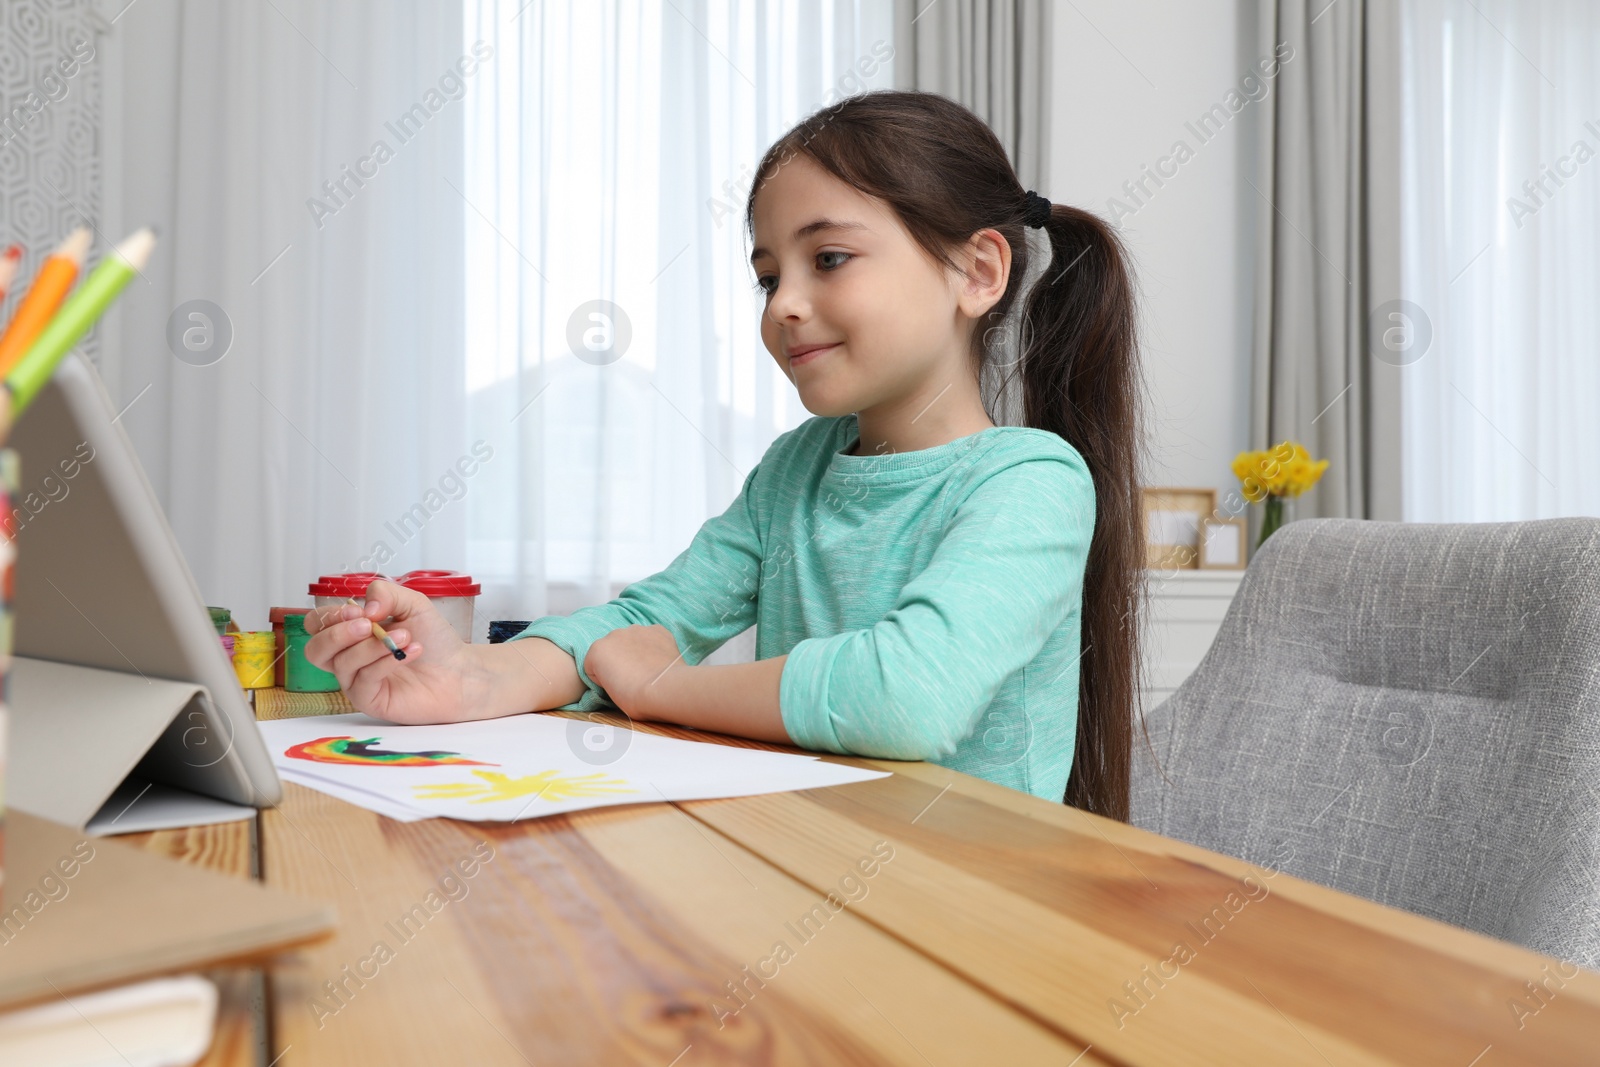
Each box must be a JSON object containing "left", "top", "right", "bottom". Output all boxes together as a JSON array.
[
  {"left": 105, "top": 0, "right": 470, "bottom": 628},
  {"left": 460, "top": 1, "right": 897, "bottom": 648},
  {"left": 1400, "top": 0, "right": 1600, "bottom": 521}
]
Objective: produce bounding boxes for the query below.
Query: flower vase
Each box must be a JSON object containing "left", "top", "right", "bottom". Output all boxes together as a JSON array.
[{"left": 1258, "top": 494, "right": 1292, "bottom": 548}]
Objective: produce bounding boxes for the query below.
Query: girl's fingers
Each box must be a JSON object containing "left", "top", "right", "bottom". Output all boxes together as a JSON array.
[
  {"left": 304, "top": 610, "right": 374, "bottom": 669},
  {"left": 361, "top": 578, "right": 432, "bottom": 625},
  {"left": 344, "top": 646, "right": 413, "bottom": 711},
  {"left": 305, "top": 609, "right": 424, "bottom": 716},
  {"left": 326, "top": 619, "right": 393, "bottom": 683}
]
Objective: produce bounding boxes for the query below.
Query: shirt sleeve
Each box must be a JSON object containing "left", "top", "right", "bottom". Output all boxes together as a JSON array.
[
  {"left": 778, "top": 454, "right": 1096, "bottom": 760},
  {"left": 511, "top": 463, "right": 766, "bottom": 712}
]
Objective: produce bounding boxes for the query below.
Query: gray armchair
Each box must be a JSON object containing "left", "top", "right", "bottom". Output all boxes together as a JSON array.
[{"left": 1130, "top": 517, "right": 1600, "bottom": 967}]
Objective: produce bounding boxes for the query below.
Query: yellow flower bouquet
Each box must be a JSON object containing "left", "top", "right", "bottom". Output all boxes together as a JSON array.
[{"left": 1232, "top": 441, "right": 1329, "bottom": 547}]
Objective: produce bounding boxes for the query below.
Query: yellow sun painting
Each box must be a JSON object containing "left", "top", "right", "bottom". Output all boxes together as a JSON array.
[{"left": 412, "top": 769, "right": 638, "bottom": 805}]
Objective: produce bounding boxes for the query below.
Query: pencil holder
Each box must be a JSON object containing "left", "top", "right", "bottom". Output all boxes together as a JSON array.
[{"left": 0, "top": 448, "right": 17, "bottom": 897}]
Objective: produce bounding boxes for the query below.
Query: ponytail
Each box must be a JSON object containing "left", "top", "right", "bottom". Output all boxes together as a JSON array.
[
  {"left": 747, "top": 90, "right": 1148, "bottom": 819},
  {"left": 1020, "top": 205, "right": 1147, "bottom": 820}
]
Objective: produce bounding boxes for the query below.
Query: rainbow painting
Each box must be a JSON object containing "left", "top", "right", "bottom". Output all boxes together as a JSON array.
[{"left": 285, "top": 736, "right": 498, "bottom": 767}]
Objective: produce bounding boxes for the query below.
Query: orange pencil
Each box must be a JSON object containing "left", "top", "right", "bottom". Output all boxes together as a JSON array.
[
  {"left": 0, "top": 245, "right": 21, "bottom": 307},
  {"left": 0, "top": 228, "right": 91, "bottom": 378}
]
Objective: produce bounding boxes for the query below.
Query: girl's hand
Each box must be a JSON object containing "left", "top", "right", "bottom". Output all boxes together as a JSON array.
[
  {"left": 303, "top": 579, "right": 488, "bottom": 724},
  {"left": 584, "top": 625, "right": 687, "bottom": 718}
]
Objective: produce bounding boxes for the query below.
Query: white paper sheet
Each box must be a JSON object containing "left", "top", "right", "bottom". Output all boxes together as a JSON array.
[
  {"left": 257, "top": 713, "right": 889, "bottom": 823},
  {"left": 275, "top": 766, "right": 433, "bottom": 822}
]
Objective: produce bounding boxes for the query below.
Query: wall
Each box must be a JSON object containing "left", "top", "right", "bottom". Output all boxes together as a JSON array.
[
  {"left": 1049, "top": 0, "right": 1262, "bottom": 505},
  {"left": 0, "top": 2, "right": 102, "bottom": 365}
]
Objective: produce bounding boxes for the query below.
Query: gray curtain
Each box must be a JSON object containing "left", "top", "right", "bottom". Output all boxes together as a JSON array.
[
  {"left": 1250, "top": 0, "right": 1404, "bottom": 525},
  {"left": 892, "top": 0, "right": 1052, "bottom": 192}
]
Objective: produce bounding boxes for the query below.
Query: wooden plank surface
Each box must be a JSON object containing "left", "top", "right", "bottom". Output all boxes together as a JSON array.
[
  {"left": 247, "top": 706, "right": 1600, "bottom": 1064},
  {"left": 696, "top": 778, "right": 1600, "bottom": 1064},
  {"left": 857, "top": 751, "right": 1595, "bottom": 979},
  {"left": 122, "top": 819, "right": 262, "bottom": 1067},
  {"left": 602, "top": 714, "right": 1600, "bottom": 1065},
  {"left": 255, "top": 688, "right": 353, "bottom": 720},
  {"left": 258, "top": 780, "right": 1104, "bottom": 1066}
]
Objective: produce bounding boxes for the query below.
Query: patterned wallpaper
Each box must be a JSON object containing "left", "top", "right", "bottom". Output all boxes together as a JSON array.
[{"left": 0, "top": 0, "right": 102, "bottom": 364}]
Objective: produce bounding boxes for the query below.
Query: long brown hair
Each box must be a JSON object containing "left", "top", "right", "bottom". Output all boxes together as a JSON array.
[{"left": 744, "top": 90, "right": 1148, "bottom": 820}]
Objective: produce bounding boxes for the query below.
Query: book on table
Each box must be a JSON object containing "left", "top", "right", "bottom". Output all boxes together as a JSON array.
[
  {"left": 0, "top": 974, "right": 217, "bottom": 1067},
  {"left": 0, "top": 809, "right": 334, "bottom": 1018}
]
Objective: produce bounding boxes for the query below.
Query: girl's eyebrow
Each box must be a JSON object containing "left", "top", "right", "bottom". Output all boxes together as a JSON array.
[{"left": 750, "top": 218, "right": 869, "bottom": 264}]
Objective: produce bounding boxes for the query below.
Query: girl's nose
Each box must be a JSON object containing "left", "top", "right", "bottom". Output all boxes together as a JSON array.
[{"left": 766, "top": 279, "right": 809, "bottom": 324}]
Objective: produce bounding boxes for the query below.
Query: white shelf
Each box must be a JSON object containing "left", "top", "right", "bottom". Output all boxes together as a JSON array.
[{"left": 1139, "top": 567, "right": 1245, "bottom": 711}]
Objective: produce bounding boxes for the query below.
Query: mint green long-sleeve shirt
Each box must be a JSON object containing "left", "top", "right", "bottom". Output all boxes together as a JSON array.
[{"left": 513, "top": 412, "right": 1096, "bottom": 801}]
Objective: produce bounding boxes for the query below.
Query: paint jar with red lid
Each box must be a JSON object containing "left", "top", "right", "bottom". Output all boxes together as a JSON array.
[
  {"left": 307, "top": 570, "right": 481, "bottom": 644},
  {"left": 308, "top": 572, "right": 385, "bottom": 610},
  {"left": 397, "top": 570, "right": 480, "bottom": 644}
]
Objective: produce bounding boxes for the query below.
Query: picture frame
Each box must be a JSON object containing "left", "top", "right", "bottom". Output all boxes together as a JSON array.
[
  {"left": 1142, "top": 487, "right": 1217, "bottom": 570},
  {"left": 1197, "top": 516, "right": 1248, "bottom": 570}
]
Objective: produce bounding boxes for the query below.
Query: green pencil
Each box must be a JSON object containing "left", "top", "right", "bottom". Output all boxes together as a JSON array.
[{"left": 4, "top": 227, "right": 157, "bottom": 416}]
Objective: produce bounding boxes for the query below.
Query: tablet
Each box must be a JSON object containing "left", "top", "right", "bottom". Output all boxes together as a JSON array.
[{"left": 7, "top": 353, "right": 280, "bottom": 816}]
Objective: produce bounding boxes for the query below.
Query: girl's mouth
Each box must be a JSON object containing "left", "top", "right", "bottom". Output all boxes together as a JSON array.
[{"left": 789, "top": 343, "right": 839, "bottom": 368}]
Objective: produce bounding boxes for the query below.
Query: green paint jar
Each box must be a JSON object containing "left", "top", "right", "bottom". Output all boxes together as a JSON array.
[
  {"left": 284, "top": 613, "right": 341, "bottom": 692},
  {"left": 207, "top": 606, "right": 232, "bottom": 636}
]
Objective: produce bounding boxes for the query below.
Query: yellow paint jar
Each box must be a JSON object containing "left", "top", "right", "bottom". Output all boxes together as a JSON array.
[{"left": 231, "top": 630, "right": 275, "bottom": 689}]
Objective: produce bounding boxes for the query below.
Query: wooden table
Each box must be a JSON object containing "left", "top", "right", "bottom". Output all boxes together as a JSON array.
[{"left": 126, "top": 707, "right": 1600, "bottom": 1065}]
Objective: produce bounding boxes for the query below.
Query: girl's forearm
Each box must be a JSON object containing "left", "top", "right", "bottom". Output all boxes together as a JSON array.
[
  {"left": 640, "top": 655, "right": 793, "bottom": 743},
  {"left": 478, "top": 637, "right": 588, "bottom": 716}
]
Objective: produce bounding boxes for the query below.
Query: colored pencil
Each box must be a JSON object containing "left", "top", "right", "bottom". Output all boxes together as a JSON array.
[
  {"left": 346, "top": 597, "right": 407, "bottom": 661},
  {"left": 0, "top": 228, "right": 92, "bottom": 379},
  {"left": 4, "top": 227, "right": 156, "bottom": 417},
  {"left": 0, "top": 245, "right": 22, "bottom": 306}
]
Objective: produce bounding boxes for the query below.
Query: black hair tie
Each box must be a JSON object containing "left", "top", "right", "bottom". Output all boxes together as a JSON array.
[{"left": 1022, "top": 190, "right": 1052, "bottom": 229}]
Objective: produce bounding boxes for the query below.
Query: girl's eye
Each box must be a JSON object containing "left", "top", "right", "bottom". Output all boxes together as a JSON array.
[
  {"left": 753, "top": 275, "right": 776, "bottom": 296},
  {"left": 816, "top": 250, "right": 851, "bottom": 270}
]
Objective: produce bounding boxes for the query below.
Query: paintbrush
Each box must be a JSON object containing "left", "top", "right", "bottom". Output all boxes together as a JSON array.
[{"left": 346, "top": 597, "right": 407, "bottom": 661}]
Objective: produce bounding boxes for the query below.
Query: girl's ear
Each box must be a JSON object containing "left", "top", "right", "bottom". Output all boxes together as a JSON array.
[{"left": 955, "top": 227, "right": 1012, "bottom": 320}]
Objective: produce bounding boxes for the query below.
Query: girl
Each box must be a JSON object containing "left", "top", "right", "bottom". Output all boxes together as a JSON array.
[{"left": 305, "top": 90, "right": 1145, "bottom": 818}]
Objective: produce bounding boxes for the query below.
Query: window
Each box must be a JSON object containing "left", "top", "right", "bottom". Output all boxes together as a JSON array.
[
  {"left": 460, "top": 1, "right": 896, "bottom": 618},
  {"left": 1400, "top": 0, "right": 1600, "bottom": 521}
]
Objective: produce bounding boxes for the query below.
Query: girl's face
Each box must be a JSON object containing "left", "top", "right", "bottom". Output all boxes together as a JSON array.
[{"left": 749, "top": 154, "right": 982, "bottom": 419}]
